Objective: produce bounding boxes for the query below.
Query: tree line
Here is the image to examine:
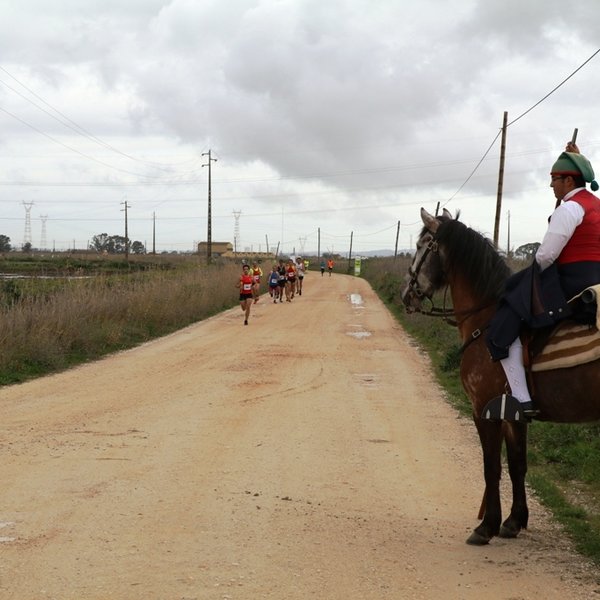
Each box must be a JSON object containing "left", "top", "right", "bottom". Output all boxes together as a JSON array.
[{"left": 0, "top": 233, "right": 146, "bottom": 254}]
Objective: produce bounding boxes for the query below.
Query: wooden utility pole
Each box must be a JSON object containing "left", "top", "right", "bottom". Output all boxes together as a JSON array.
[
  {"left": 202, "top": 150, "right": 217, "bottom": 264},
  {"left": 121, "top": 199, "right": 129, "bottom": 262},
  {"left": 394, "top": 220, "right": 400, "bottom": 259},
  {"left": 506, "top": 210, "right": 511, "bottom": 258},
  {"left": 493, "top": 111, "right": 508, "bottom": 248},
  {"left": 317, "top": 227, "right": 321, "bottom": 261},
  {"left": 152, "top": 211, "right": 156, "bottom": 255},
  {"left": 348, "top": 231, "right": 353, "bottom": 272}
]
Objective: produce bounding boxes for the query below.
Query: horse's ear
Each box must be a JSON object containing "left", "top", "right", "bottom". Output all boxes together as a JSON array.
[
  {"left": 421, "top": 207, "right": 439, "bottom": 232},
  {"left": 442, "top": 208, "right": 453, "bottom": 220}
]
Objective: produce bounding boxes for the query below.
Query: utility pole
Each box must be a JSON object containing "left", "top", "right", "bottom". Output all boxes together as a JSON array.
[
  {"left": 348, "top": 231, "right": 354, "bottom": 273},
  {"left": 506, "top": 210, "right": 511, "bottom": 258},
  {"left": 202, "top": 150, "right": 217, "bottom": 265},
  {"left": 317, "top": 227, "right": 321, "bottom": 261},
  {"left": 394, "top": 220, "right": 400, "bottom": 259},
  {"left": 493, "top": 111, "right": 508, "bottom": 248},
  {"left": 152, "top": 211, "right": 156, "bottom": 255},
  {"left": 121, "top": 199, "right": 130, "bottom": 262}
]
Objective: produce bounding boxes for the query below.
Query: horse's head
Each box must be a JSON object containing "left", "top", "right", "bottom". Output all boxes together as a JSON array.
[{"left": 401, "top": 207, "right": 452, "bottom": 312}]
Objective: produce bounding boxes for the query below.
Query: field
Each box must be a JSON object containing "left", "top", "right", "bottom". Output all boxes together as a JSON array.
[{"left": 0, "top": 252, "right": 242, "bottom": 384}]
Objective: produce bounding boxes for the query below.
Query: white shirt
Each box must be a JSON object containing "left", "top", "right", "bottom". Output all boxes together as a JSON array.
[{"left": 535, "top": 187, "right": 586, "bottom": 271}]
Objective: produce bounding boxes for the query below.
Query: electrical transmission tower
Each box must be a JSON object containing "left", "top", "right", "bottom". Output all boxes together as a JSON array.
[
  {"left": 233, "top": 210, "right": 241, "bottom": 253},
  {"left": 22, "top": 201, "right": 34, "bottom": 247},
  {"left": 40, "top": 215, "right": 48, "bottom": 250},
  {"left": 298, "top": 236, "right": 307, "bottom": 255}
]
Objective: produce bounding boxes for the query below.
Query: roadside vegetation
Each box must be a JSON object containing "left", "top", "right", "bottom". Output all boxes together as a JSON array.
[
  {"left": 362, "top": 255, "right": 600, "bottom": 567},
  {"left": 0, "top": 253, "right": 241, "bottom": 385}
]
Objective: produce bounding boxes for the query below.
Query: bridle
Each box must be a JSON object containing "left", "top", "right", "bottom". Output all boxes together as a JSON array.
[
  {"left": 406, "top": 234, "right": 459, "bottom": 325},
  {"left": 406, "top": 230, "right": 495, "bottom": 345}
]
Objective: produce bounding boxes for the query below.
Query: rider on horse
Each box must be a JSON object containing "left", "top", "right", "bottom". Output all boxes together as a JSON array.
[{"left": 486, "top": 141, "right": 600, "bottom": 419}]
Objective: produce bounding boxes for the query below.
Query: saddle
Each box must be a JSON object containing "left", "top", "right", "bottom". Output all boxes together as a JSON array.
[
  {"left": 526, "top": 283, "right": 600, "bottom": 372},
  {"left": 482, "top": 285, "right": 600, "bottom": 422}
]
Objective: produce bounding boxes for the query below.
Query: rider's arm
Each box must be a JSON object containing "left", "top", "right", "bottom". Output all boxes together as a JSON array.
[{"left": 535, "top": 202, "right": 584, "bottom": 271}]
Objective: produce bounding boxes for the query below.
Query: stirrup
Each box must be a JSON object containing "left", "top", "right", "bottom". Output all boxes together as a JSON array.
[{"left": 481, "top": 394, "right": 526, "bottom": 422}]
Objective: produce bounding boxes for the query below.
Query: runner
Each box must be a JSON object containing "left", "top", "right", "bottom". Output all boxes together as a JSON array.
[
  {"left": 277, "top": 259, "right": 287, "bottom": 303},
  {"left": 237, "top": 264, "right": 254, "bottom": 325},
  {"left": 327, "top": 258, "right": 334, "bottom": 276},
  {"left": 285, "top": 258, "right": 297, "bottom": 302},
  {"left": 320, "top": 259, "right": 325, "bottom": 276},
  {"left": 251, "top": 261, "right": 263, "bottom": 303},
  {"left": 295, "top": 256, "right": 306, "bottom": 296},
  {"left": 267, "top": 264, "right": 280, "bottom": 303}
]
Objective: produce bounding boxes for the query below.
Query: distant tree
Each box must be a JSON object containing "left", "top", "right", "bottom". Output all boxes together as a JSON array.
[
  {"left": 0, "top": 234, "right": 11, "bottom": 252},
  {"left": 90, "top": 233, "right": 111, "bottom": 253},
  {"left": 131, "top": 241, "right": 145, "bottom": 254},
  {"left": 90, "top": 233, "right": 131, "bottom": 254},
  {"left": 110, "top": 235, "right": 129, "bottom": 254},
  {"left": 22, "top": 242, "right": 32, "bottom": 253},
  {"left": 514, "top": 242, "right": 541, "bottom": 262}
]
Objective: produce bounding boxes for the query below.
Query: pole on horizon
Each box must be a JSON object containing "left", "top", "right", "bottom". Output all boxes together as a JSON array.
[
  {"left": 202, "top": 150, "right": 217, "bottom": 265},
  {"left": 394, "top": 220, "right": 400, "bottom": 259},
  {"left": 348, "top": 231, "right": 353, "bottom": 273},
  {"left": 121, "top": 198, "right": 129, "bottom": 262}
]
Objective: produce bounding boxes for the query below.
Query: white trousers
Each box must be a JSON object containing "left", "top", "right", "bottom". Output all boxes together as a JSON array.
[{"left": 499, "top": 338, "right": 532, "bottom": 404}]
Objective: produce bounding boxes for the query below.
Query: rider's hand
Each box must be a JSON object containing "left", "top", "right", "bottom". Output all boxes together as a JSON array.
[{"left": 566, "top": 141, "right": 580, "bottom": 153}]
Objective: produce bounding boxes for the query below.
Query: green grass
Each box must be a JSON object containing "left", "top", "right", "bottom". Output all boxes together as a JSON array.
[{"left": 362, "top": 255, "right": 600, "bottom": 567}]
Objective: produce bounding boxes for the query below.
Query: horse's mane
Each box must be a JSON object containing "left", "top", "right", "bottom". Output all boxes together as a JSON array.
[{"left": 426, "top": 216, "right": 511, "bottom": 302}]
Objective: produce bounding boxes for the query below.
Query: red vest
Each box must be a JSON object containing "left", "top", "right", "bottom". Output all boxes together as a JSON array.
[{"left": 558, "top": 189, "right": 600, "bottom": 264}]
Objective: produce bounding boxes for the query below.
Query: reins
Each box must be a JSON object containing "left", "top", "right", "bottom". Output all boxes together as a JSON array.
[{"left": 406, "top": 229, "right": 495, "bottom": 351}]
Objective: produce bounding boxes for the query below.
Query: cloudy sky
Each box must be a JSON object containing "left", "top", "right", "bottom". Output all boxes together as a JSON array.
[{"left": 1, "top": 0, "right": 599, "bottom": 256}]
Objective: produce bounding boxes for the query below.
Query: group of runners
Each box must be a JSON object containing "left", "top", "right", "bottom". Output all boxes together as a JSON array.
[{"left": 236, "top": 257, "right": 309, "bottom": 325}]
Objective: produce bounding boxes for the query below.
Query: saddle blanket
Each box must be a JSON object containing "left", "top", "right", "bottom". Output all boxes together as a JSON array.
[{"left": 531, "top": 284, "right": 600, "bottom": 372}]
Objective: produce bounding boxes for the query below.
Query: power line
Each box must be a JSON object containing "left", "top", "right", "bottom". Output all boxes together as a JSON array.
[
  {"left": 0, "top": 104, "right": 175, "bottom": 180},
  {"left": 443, "top": 47, "right": 600, "bottom": 208},
  {"left": 0, "top": 65, "right": 201, "bottom": 173},
  {"left": 507, "top": 48, "right": 600, "bottom": 128}
]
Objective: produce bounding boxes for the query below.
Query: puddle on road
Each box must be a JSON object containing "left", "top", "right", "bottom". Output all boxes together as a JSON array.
[
  {"left": 347, "top": 331, "right": 371, "bottom": 339},
  {"left": 348, "top": 293, "right": 364, "bottom": 306}
]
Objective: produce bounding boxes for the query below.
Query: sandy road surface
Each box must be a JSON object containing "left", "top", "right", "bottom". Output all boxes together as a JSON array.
[{"left": 0, "top": 273, "right": 598, "bottom": 599}]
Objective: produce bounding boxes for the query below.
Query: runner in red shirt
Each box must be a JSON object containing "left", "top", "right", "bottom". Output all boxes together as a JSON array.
[
  {"left": 285, "top": 259, "right": 297, "bottom": 302},
  {"left": 237, "top": 264, "right": 254, "bottom": 325}
]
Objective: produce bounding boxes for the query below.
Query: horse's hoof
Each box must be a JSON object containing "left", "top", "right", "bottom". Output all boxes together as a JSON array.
[
  {"left": 498, "top": 524, "right": 519, "bottom": 538},
  {"left": 466, "top": 531, "right": 491, "bottom": 545}
]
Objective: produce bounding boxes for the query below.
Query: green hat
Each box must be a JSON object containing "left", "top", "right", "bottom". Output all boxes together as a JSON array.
[{"left": 551, "top": 151, "right": 599, "bottom": 192}]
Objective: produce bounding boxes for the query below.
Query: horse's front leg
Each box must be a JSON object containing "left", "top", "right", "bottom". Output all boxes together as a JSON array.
[
  {"left": 499, "top": 421, "right": 529, "bottom": 538},
  {"left": 467, "top": 417, "right": 504, "bottom": 545}
]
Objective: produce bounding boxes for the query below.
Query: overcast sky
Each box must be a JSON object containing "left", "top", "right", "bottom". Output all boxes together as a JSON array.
[{"left": 1, "top": 0, "right": 599, "bottom": 256}]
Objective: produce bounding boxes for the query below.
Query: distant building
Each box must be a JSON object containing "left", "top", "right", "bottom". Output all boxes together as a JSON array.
[{"left": 197, "top": 241, "right": 234, "bottom": 257}]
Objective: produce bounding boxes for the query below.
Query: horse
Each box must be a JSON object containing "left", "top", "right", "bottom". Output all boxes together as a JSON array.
[{"left": 401, "top": 207, "right": 600, "bottom": 546}]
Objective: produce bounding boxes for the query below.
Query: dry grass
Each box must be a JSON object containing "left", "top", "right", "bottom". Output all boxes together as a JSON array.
[{"left": 0, "top": 262, "right": 241, "bottom": 384}]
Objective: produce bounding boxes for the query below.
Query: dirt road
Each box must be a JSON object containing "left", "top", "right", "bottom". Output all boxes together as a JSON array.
[{"left": 0, "top": 273, "right": 597, "bottom": 599}]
